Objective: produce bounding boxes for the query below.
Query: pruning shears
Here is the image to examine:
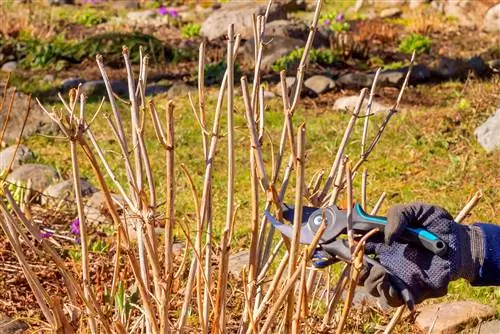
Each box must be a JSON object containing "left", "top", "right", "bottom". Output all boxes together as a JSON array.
[{"left": 264, "top": 203, "right": 448, "bottom": 310}]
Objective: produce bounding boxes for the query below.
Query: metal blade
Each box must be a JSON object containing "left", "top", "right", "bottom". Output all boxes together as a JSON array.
[{"left": 264, "top": 210, "right": 315, "bottom": 244}]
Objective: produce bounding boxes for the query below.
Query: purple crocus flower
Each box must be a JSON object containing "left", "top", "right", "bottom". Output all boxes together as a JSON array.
[
  {"left": 335, "top": 12, "right": 344, "bottom": 22},
  {"left": 70, "top": 218, "right": 80, "bottom": 236},
  {"left": 158, "top": 5, "right": 168, "bottom": 16},
  {"left": 166, "top": 8, "right": 179, "bottom": 18},
  {"left": 324, "top": 18, "right": 331, "bottom": 26},
  {"left": 40, "top": 231, "right": 53, "bottom": 239}
]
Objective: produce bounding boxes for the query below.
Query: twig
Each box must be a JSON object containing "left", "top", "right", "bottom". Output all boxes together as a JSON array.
[
  {"left": 383, "top": 305, "right": 406, "bottom": 334},
  {"left": 455, "top": 190, "right": 482, "bottom": 223},
  {"left": 370, "top": 192, "right": 387, "bottom": 215}
]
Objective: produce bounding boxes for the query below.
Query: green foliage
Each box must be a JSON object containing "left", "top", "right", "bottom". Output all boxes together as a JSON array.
[
  {"left": 181, "top": 23, "right": 201, "bottom": 38},
  {"left": 320, "top": 12, "right": 350, "bottom": 32},
  {"left": 271, "top": 48, "right": 338, "bottom": 72},
  {"left": 398, "top": 34, "right": 431, "bottom": 55},
  {"left": 456, "top": 98, "right": 471, "bottom": 111},
  {"left": 106, "top": 282, "right": 139, "bottom": 320},
  {"left": 383, "top": 61, "right": 405, "bottom": 70},
  {"left": 17, "top": 33, "right": 77, "bottom": 69},
  {"left": 204, "top": 60, "right": 241, "bottom": 84},
  {"left": 74, "top": 9, "right": 108, "bottom": 27},
  {"left": 89, "top": 239, "right": 109, "bottom": 253}
]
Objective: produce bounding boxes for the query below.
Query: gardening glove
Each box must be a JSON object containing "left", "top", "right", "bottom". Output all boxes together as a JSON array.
[{"left": 359, "top": 202, "right": 485, "bottom": 307}]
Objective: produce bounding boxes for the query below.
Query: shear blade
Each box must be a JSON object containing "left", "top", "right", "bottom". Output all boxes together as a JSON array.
[{"left": 264, "top": 210, "right": 315, "bottom": 244}]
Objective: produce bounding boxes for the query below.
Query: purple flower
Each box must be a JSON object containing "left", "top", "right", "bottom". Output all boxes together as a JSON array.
[
  {"left": 40, "top": 231, "right": 53, "bottom": 239},
  {"left": 70, "top": 218, "right": 80, "bottom": 236},
  {"left": 166, "top": 8, "right": 179, "bottom": 18},
  {"left": 335, "top": 12, "right": 344, "bottom": 22},
  {"left": 157, "top": 5, "right": 168, "bottom": 16},
  {"left": 324, "top": 19, "right": 331, "bottom": 26}
]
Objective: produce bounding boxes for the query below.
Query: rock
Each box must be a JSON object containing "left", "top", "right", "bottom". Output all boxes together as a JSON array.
[
  {"left": 111, "top": 0, "right": 138, "bottom": 9},
  {"left": 167, "top": 83, "right": 195, "bottom": 99},
  {"left": 172, "top": 243, "right": 184, "bottom": 257},
  {"left": 42, "top": 179, "right": 96, "bottom": 206},
  {"left": 443, "top": 1, "right": 479, "bottom": 28},
  {"left": 0, "top": 312, "right": 28, "bottom": 334},
  {"left": 81, "top": 80, "right": 128, "bottom": 98},
  {"left": 0, "top": 145, "right": 34, "bottom": 173},
  {"left": 126, "top": 10, "right": 156, "bottom": 23},
  {"left": 243, "top": 36, "right": 303, "bottom": 69},
  {"left": 6, "top": 164, "right": 59, "bottom": 195},
  {"left": 435, "top": 56, "right": 470, "bottom": 80},
  {"left": 333, "top": 95, "right": 389, "bottom": 114},
  {"left": 200, "top": 2, "right": 286, "bottom": 40},
  {"left": 304, "top": 75, "right": 336, "bottom": 95},
  {"left": 84, "top": 191, "right": 124, "bottom": 226},
  {"left": 415, "top": 301, "right": 496, "bottom": 334},
  {"left": 265, "top": 20, "right": 328, "bottom": 47},
  {"left": 409, "top": 0, "right": 428, "bottom": 9},
  {"left": 275, "top": 76, "right": 298, "bottom": 97},
  {"left": 379, "top": 65, "right": 431, "bottom": 86},
  {"left": 379, "top": 8, "right": 402, "bottom": 19},
  {"left": 228, "top": 250, "right": 249, "bottom": 278},
  {"left": 47, "top": 0, "right": 74, "bottom": 4},
  {"left": 1, "top": 61, "right": 17, "bottom": 72},
  {"left": 42, "top": 74, "right": 55, "bottom": 82},
  {"left": 145, "top": 84, "right": 169, "bottom": 96},
  {"left": 478, "top": 320, "right": 500, "bottom": 334},
  {"left": 475, "top": 109, "right": 500, "bottom": 152},
  {"left": 484, "top": 4, "right": 500, "bottom": 32},
  {"left": 467, "top": 56, "right": 491, "bottom": 77},
  {"left": 0, "top": 88, "right": 59, "bottom": 143},
  {"left": 488, "top": 59, "right": 500, "bottom": 72},
  {"left": 337, "top": 72, "right": 374, "bottom": 88},
  {"left": 263, "top": 90, "right": 276, "bottom": 99},
  {"left": 61, "top": 78, "right": 86, "bottom": 91}
]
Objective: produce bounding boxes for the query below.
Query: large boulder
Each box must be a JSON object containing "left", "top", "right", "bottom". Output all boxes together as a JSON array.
[
  {"left": 0, "top": 88, "right": 59, "bottom": 144},
  {"left": 333, "top": 95, "right": 390, "bottom": 114},
  {"left": 200, "top": 2, "right": 287, "bottom": 40},
  {"left": 415, "top": 301, "right": 496, "bottom": 334},
  {"left": 304, "top": 75, "right": 336, "bottom": 95},
  {"left": 483, "top": 4, "right": 500, "bottom": 32},
  {"left": 0, "top": 145, "right": 34, "bottom": 173},
  {"left": 243, "top": 35, "right": 303, "bottom": 69},
  {"left": 6, "top": 164, "right": 59, "bottom": 196},
  {"left": 42, "top": 179, "right": 97, "bottom": 206},
  {"left": 475, "top": 109, "right": 500, "bottom": 153}
]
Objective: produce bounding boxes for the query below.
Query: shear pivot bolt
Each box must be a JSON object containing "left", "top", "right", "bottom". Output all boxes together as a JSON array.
[{"left": 313, "top": 216, "right": 323, "bottom": 226}]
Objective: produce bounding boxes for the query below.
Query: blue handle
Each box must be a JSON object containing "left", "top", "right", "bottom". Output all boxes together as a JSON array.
[{"left": 354, "top": 203, "right": 447, "bottom": 256}]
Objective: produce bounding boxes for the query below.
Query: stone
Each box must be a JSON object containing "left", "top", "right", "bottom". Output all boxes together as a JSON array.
[
  {"left": 42, "top": 74, "right": 55, "bottom": 82},
  {"left": 478, "top": 320, "right": 500, "bottom": 334},
  {"left": 275, "top": 76, "right": 299, "bottom": 98},
  {"left": 409, "top": 0, "right": 428, "bottom": 9},
  {"left": 304, "top": 75, "right": 336, "bottom": 95},
  {"left": 475, "top": 109, "right": 500, "bottom": 152},
  {"left": 111, "top": 0, "right": 138, "bottom": 9},
  {"left": 0, "top": 88, "right": 59, "bottom": 143},
  {"left": 379, "top": 8, "right": 402, "bottom": 19},
  {"left": 81, "top": 80, "right": 128, "bottom": 98},
  {"left": 263, "top": 90, "right": 276, "bottom": 99},
  {"left": 415, "top": 301, "right": 496, "bottom": 334},
  {"left": 6, "top": 164, "right": 59, "bottom": 195},
  {"left": 145, "top": 84, "right": 169, "bottom": 96},
  {"left": 172, "top": 243, "right": 184, "bottom": 257},
  {"left": 345, "top": 286, "right": 392, "bottom": 312},
  {"left": 84, "top": 191, "right": 124, "bottom": 226},
  {"left": 1, "top": 61, "right": 17, "bottom": 72},
  {"left": 333, "top": 95, "right": 389, "bottom": 114},
  {"left": 42, "top": 179, "right": 96, "bottom": 205},
  {"left": 337, "top": 72, "right": 375, "bottom": 88},
  {"left": 228, "top": 250, "right": 249, "bottom": 278},
  {"left": 443, "top": 1, "right": 478, "bottom": 28},
  {"left": 243, "top": 35, "right": 303, "bottom": 69},
  {"left": 435, "top": 56, "right": 470, "bottom": 80},
  {"left": 61, "top": 78, "right": 86, "bottom": 91},
  {"left": 264, "top": 20, "right": 328, "bottom": 47},
  {"left": 0, "top": 145, "right": 34, "bottom": 173},
  {"left": 167, "top": 83, "right": 195, "bottom": 100},
  {"left": 126, "top": 10, "right": 156, "bottom": 23},
  {"left": 379, "top": 65, "right": 431, "bottom": 86},
  {"left": 200, "top": 3, "right": 286, "bottom": 40},
  {"left": 0, "top": 312, "right": 28, "bottom": 334},
  {"left": 47, "top": 0, "right": 74, "bottom": 4},
  {"left": 467, "top": 56, "right": 491, "bottom": 78},
  {"left": 484, "top": 4, "right": 500, "bottom": 32},
  {"left": 488, "top": 59, "right": 500, "bottom": 72}
]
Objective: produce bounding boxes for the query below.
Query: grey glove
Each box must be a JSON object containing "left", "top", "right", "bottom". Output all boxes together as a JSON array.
[{"left": 360, "top": 202, "right": 484, "bottom": 307}]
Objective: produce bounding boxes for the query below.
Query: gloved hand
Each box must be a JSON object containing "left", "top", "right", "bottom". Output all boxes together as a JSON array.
[{"left": 360, "top": 202, "right": 485, "bottom": 307}]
